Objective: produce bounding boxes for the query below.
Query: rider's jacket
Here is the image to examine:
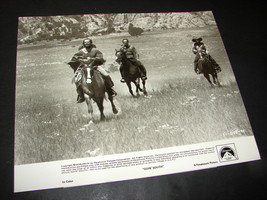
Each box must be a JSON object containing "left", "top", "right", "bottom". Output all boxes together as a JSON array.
[
  {"left": 120, "top": 45, "right": 138, "bottom": 59},
  {"left": 72, "top": 46, "right": 105, "bottom": 66},
  {"left": 192, "top": 42, "right": 208, "bottom": 55}
]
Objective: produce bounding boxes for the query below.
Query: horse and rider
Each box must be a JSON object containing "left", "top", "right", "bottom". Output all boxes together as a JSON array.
[
  {"left": 68, "top": 38, "right": 118, "bottom": 121},
  {"left": 117, "top": 39, "right": 147, "bottom": 83},
  {"left": 192, "top": 36, "right": 221, "bottom": 85},
  {"left": 68, "top": 38, "right": 117, "bottom": 104},
  {"left": 192, "top": 36, "right": 221, "bottom": 74},
  {"left": 67, "top": 36, "right": 220, "bottom": 107},
  {"left": 115, "top": 39, "right": 148, "bottom": 97}
]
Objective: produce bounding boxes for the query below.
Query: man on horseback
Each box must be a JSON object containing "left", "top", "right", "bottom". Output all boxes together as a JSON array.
[
  {"left": 192, "top": 37, "right": 221, "bottom": 74},
  {"left": 117, "top": 39, "right": 147, "bottom": 83},
  {"left": 69, "top": 38, "right": 117, "bottom": 103}
]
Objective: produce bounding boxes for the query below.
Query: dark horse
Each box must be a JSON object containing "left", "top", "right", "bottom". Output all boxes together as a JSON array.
[
  {"left": 68, "top": 61, "right": 118, "bottom": 122},
  {"left": 196, "top": 51, "right": 220, "bottom": 86},
  {"left": 115, "top": 49, "right": 147, "bottom": 97}
]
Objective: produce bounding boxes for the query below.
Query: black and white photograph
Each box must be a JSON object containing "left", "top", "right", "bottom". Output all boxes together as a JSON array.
[{"left": 14, "top": 11, "right": 260, "bottom": 192}]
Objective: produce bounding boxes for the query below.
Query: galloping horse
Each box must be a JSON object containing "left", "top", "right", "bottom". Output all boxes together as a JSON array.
[
  {"left": 115, "top": 49, "right": 147, "bottom": 97},
  {"left": 196, "top": 51, "right": 220, "bottom": 86},
  {"left": 69, "top": 61, "right": 118, "bottom": 122}
]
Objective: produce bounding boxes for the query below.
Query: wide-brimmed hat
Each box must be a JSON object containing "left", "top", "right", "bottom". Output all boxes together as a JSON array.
[{"left": 192, "top": 37, "right": 202, "bottom": 42}]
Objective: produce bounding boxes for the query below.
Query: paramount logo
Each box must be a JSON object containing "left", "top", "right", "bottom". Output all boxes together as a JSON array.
[{"left": 216, "top": 144, "right": 239, "bottom": 162}]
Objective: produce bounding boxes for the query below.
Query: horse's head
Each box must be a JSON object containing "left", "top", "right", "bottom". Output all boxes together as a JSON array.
[
  {"left": 115, "top": 49, "right": 124, "bottom": 58},
  {"left": 115, "top": 49, "right": 125, "bottom": 63}
]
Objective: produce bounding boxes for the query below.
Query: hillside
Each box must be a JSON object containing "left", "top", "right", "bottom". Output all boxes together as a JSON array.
[{"left": 17, "top": 12, "right": 216, "bottom": 44}]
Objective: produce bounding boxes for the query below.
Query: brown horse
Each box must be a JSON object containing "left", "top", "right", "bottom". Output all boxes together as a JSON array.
[
  {"left": 115, "top": 49, "right": 147, "bottom": 97},
  {"left": 69, "top": 61, "right": 118, "bottom": 122},
  {"left": 197, "top": 52, "right": 220, "bottom": 86}
]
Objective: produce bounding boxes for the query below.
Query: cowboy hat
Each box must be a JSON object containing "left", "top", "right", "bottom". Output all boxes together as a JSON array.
[{"left": 192, "top": 37, "right": 202, "bottom": 42}]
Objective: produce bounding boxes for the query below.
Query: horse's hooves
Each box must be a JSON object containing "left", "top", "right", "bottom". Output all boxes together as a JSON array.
[
  {"left": 84, "top": 120, "right": 94, "bottom": 127},
  {"left": 113, "top": 108, "right": 118, "bottom": 114}
]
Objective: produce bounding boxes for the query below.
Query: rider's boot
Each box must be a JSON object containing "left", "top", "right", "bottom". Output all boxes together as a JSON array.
[
  {"left": 137, "top": 62, "right": 147, "bottom": 80},
  {"left": 76, "top": 86, "right": 85, "bottom": 103},
  {"left": 194, "top": 63, "right": 200, "bottom": 74},
  {"left": 141, "top": 74, "right": 147, "bottom": 80},
  {"left": 104, "top": 75, "right": 117, "bottom": 97},
  {"left": 194, "top": 56, "right": 200, "bottom": 74},
  {"left": 119, "top": 65, "right": 125, "bottom": 83},
  {"left": 140, "top": 70, "right": 147, "bottom": 80}
]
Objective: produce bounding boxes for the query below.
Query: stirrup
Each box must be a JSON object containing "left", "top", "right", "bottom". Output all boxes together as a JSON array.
[
  {"left": 141, "top": 76, "right": 147, "bottom": 80},
  {"left": 111, "top": 93, "right": 117, "bottom": 97},
  {"left": 77, "top": 96, "right": 85, "bottom": 103},
  {"left": 111, "top": 89, "right": 117, "bottom": 97},
  {"left": 77, "top": 98, "right": 85, "bottom": 103},
  {"left": 108, "top": 89, "right": 117, "bottom": 97}
]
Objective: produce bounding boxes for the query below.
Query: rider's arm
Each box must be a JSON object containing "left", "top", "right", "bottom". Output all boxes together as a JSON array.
[
  {"left": 202, "top": 44, "right": 209, "bottom": 54},
  {"left": 130, "top": 46, "right": 138, "bottom": 59},
  {"left": 89, "top": 49, "right": 106, "bottom": 66},
  {"left": 77, "top": 49, "right": 103, "bottom": 64},
  {"left": 192, "top": 44, "right": 198, "bottom": 54},
  {"left": 71, "top": 51, "right": 84, "bottom": 61},
  {"left": 94, "top": 49, "right": 104, "bottom": 61}
]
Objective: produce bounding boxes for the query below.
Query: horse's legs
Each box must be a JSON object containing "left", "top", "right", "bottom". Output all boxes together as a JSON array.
[
  {"left": 136, "top": 78, "right": 142, "bottom": 91},
  {"left": 126, "top": 81, "right": 135, "bottom": 97},
  {"left": 203, "top": 73, "right": 213, "bottom": 86},
  {"left": 211, "top": 72, "right": 221, "bottom": 86},
  {"left": 108, "top": 95, "right": 118, "bottom": 114},
  {"left": 96, "top": 98, "right": 105, "bottom": 121},
  {"left": 84, "top": 94, "right": 93, "bottom": 123},
  {"left": 80, "top": 83, "right": 93, "bottom": 97},
  {"left": 134, "top": 80, "right": 140, "bottom": 97},
  {"left": 215, "top": 73, "right": 221, "bottom": 86},
  {"left": 142, "top": 79, "right": 147, "bottom": 96},
  {"left": 211, "top": 72, "right": 217, "bottom": 84}
]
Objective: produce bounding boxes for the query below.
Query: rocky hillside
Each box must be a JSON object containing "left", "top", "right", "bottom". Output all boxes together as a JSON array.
[{"left": 17, "top": 12, "right": 216, "bottom": 44}]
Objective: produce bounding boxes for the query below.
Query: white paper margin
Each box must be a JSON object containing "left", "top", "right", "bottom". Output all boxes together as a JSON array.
[{"left": 14, "top": 135, "right": 260, "bottom": 192}]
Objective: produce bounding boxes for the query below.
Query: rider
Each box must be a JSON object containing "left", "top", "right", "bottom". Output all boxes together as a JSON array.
[
  {"left": 69, "top": 38, "right": 117, "bottom": 103},
  {"left": 118, "top": 39, "right": 147, "bottom": 83},
  {"left": 192, "top": 37, "right": 221, "bottom": 74}
]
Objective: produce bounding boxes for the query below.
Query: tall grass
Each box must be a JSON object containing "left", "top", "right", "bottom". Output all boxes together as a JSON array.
[{"left": 15, "top": 79, "right": 251, "bottom": 164}]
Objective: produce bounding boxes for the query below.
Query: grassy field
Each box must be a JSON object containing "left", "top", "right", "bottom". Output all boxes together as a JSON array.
[{"left": 15, "top": 26, "right": 253, "bottom": 165}]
